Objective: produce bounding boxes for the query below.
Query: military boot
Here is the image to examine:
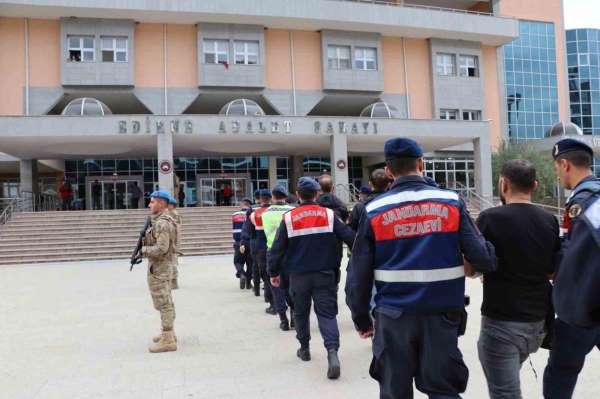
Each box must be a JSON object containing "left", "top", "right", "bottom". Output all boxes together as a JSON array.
[
  {"left": 149, "top": 331, "right": 177, "bottom": 353},
  {"left": 245, "top": 276, "right": 252, "bottom": 290},
  {"left": 152, "top": 330, "right": 178, "bottom": 343},
  {"left": 171, "top": 279, "right": 179, "bottom": 290},
  {"left": 253, "top": 281, "right": 260, "bottom": 297},
  {"left": 279, "top": 313, "right": 290, "bottom": 331},
  {"left": 265, "top": 304, "right": 277, "bottom": 315},
  {"left": 239, "top": 276, "right": 246, "bottom": 290},
  {"left": 327, "top": 349, "right": 341, "bottom": 380},
  {"left": 297, "top": 346, "right": 311, "bottom": 361},
  {"left": 290, "top": 309, "right": 295, "bottom": 329}
]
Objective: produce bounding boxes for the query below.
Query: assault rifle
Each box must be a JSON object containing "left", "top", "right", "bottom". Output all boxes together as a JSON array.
[{"left": 130, "top": 216, "right": 152, "bottom": 271}]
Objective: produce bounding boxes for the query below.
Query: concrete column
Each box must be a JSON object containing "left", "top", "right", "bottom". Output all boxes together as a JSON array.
[
  {"left": 289, "top": 155, "right": 304, "bottom": 192},
  {"left": 473, "top": 136, "right": 493, "bottom": 207},
  {"left": 330, "top": 134, "right": 350, "bottom": 203},
  {"left": 19, "top": 159, "right": 38, "bottom": 196},
  {"left": 157, "top": 131, "right": 174, "bottom": 195},
  {"left": 268, "top": 156, "right": 278, "bottom": 189}
]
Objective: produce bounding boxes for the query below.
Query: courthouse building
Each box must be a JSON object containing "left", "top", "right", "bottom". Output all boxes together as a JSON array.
[{"left": 0, "top": 0, "right": 570, "bottom": 208}]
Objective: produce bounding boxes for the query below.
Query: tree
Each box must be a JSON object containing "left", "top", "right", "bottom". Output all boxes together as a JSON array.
[{"left": 492, "top": 140, "right": 557, "bottom": 203}]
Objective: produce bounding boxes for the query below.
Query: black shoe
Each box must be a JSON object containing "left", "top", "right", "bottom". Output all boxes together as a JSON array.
[
  {"left": 327, "top": 349, "right": 341, "bottom": 380},
  {"left": 265, "top": 305, "right": 277, "bottom": 315},
  {"left": 297, "top": 347, "right": 311, "bottom": 362},
  {"left": 279, "top": 314, "right": 290, "bottom": 331},
  {"left": 245, "top": 277, "right": 252, "bottom": 290},
  {"left": 253, "top": 283, "right": 260, "bottom": 297},
  {"left": 290, "top": 310, "right": 295, "bottom": 329},
  {"left": 239, "top": 276, "right": 246, "bottom": 290}
]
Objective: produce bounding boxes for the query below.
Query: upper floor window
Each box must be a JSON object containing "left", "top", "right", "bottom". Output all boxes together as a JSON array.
[
  {"left": 327, "top": 45, "right": 351, "bottom": 70},
  {"left": 68, "top": 36, "right": 95, "bottom": 62},
  {"left": 440, "top": 109, "right": 458, "bottom": 120},
  {"left": 462, "top": 110, "right": 482, "bottom": 121},
  {"left": 578, "top": 53, "right": 590, "bottom": 66},
  {"left": 355, "top": 47, "right": 377, "bottom": 70},
  {"left": 234, "top": 41, "right": 259, "bottom": 65},
  {"left": 459, "top": 55, "right": 479, "bottom": 77},
  {"left": 101, "top": 37, "right": 128, "bottom": 62},
  {"left": 204, "top": 39, "right": 229, "bottom": 65},
  {"left": 436, "top": 53, "right": 455, "bottom": 76}
]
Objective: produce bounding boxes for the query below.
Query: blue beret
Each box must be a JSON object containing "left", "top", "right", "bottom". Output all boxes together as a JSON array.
[
  {"left": 259, "top": 189, "right": 272, "bottom": 198},
  {"left": 360, "top": 186, "right": 372, "bottom": 195},
  {"left": 150, "top": 190, "right": 172, "bottom": 203},
  {"left": 552, "top": 138, "right": 593, "bottom": 159},
  {"left": 297, "top": 176, "right": 320, "bottom": 193},
  {"left": 241, "top": 197, "right": 252, "bottom": 204},
  {"left": 272, "top": 184, "right": 288, "bottom": 197},
  {"left": 253, "top": 189, "right": 261, "bottom": 197},
  {"left": 384, "top": 138, "right": 423, "bottom": 159},
  {"left": 169, "top": 195, "right": 177, "bottom": 206}
]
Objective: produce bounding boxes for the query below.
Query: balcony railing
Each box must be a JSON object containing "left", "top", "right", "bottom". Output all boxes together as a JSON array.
[{"left": 333, "top": 0, "right": 493, "bottom": 16}]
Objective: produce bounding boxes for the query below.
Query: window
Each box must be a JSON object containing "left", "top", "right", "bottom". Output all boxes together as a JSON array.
[
  {"left": 440, "top": 109, "right": 458, "bottom": 120},
  {"left": 68, "top": 36, "right": 95, "bottom": 62},
  {"left": 579, "top": 53, "right": 590, "bottom": 66},
  {"left": 101, "top": 37, "right": 127, "bottom": 62},
  {"left": 459, "top": 55, "right": 479, "bottom": 77},
  {"left": 462, "top": 110, "right": 482, "bottom": 121},
  {"left": 436, "top": 53, "right": 455, "bottom": 76},
  {"left": 327, "top": 45, "right": 351, "bottom": 70},
  {"left": 355, "top": 47, "right": 377, "bottom": 70},
  {"left": 204, "top": 39, "right": 229, "bottom": 65},
  {"left": 234, "top": 41, "right": 259, "bottom": 65}
]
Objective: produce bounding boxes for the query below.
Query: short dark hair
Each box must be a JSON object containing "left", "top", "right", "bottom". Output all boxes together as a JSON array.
[
  {"left": 370, "top": 168, "right": 390, "bottom": 192},
  {"left": 297, "top": 190, "right": 317, "bottom": 201},
  {"left": 386, "top": 157, "right": 419, "bottom": 176},
  {"left": 272, "top": 192, "right": 287, "bottom": 200},
  {"left": 318, "top": 174, "right": 333, "bottom": 193},
  {"left": 556, "top": 150, "right": 593, "bottom": 169},
  {"left": 501, "top": 159, "right": 537, "bottom": 193}
]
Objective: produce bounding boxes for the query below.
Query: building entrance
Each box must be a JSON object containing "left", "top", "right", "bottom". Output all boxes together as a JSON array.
[
  {"left": 197, "top": 175, "right": 250, "bottom": 207},
  {"left": 86, "top": 176, "right": 144, "bottom": 210}
]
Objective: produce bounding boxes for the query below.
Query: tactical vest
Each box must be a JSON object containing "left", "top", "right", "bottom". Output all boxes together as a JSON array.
[
  {"left": 262, "top": 204, "right": 295, "bottom": 249},
  {"left": 232, "top": 210, "right": 247, "bottom": 243},
  {"left": 365, "top": 188, "right": 465, "bottom": 313}
]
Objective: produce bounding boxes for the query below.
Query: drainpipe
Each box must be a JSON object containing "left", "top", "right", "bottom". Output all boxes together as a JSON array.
[
  {"left": 289, "top": 31, "right": 297, "bottom": 116},
  {"left": 402, "top": 37, "right": 410, "bottom": 118},
  {"left": 163, "top": 24, "right": 168, "bottom": 115},
  {"left": 24, "top": 18, "right": 30, "bottom": 116}
]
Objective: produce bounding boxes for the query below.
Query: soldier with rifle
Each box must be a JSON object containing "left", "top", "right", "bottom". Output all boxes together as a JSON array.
[{"left": 131, "top": 190, "right": 179, "bottom": 353}]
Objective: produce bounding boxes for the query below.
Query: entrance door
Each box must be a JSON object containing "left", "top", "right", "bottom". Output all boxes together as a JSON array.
[
  {"left": 198, "top": 177, "right": 249, "bottom": 207},
  {"left": 89, "top": 178, "right": 143, "bottom": 210}
]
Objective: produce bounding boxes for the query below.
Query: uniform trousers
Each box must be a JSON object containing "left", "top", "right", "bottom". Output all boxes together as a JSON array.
[
  {"left": 370, "top": 311, "right": 468, "bottom": 399},
  {"left": 543, "top": 319, "right": 600, "bottom": 399},
  {"left": 289, "top": 271, "right": 339, "bottom": 350}
]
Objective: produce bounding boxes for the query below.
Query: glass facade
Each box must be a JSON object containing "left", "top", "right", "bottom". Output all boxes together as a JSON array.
[
  {"left": 503, "top": 20, "right": 560, "bottom": 140},
  {"left": 567, "top": 28, "right": 600, "bottom": 136},
  {"left": 424, "top": 158, "right": 475, "bottom": 192},
  {"left": 64, "top": 156, "right": 364, "bottom": 208}
]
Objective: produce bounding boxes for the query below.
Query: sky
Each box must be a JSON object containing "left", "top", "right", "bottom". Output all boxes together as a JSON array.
[{"left": 564, "top": 0, "right": 600, "bottom": 29}]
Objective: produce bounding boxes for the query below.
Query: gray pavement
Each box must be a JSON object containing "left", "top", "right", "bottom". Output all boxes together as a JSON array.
[{"left": 1, "top": 255, "right": 598, "bottom": 399}]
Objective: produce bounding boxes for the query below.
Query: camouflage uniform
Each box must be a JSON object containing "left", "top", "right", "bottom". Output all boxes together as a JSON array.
[
  {"left": 167, "top": 207, "right": 182, "bottom": 289},
  {"left": 143, "top": 210, "right": 178, "bottom": 352}
]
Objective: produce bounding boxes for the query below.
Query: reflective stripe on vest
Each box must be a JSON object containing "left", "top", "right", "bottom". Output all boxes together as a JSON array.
[
  {"left": 374, "top": 265, "right": 464, "bottom": 283},
  {"left": 284, "top": 205, "right": 334, "bottom": 238},
  {"left": 250, "top": 207, "right": 267, "bottom": 231},
  {"left": 366, "top": 189, "right": 459, "bottom": 213}
]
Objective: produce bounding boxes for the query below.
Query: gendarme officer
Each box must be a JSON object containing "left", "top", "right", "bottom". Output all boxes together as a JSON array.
[
  {"left": 543, "top": 137, "right": 600, "bottom": 398},
  {"left": 268, "top": 177, "right": 355, "bottom": 380},
  {"left": 347, "top": 138, "right": 497, "bottom": 398},
  {"left": 143, "top": 190, "right": 179, "bottom": 353}
]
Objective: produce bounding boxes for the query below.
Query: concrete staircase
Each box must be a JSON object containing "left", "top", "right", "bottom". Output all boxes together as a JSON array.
[{"left": 0, "top": 207, "right": 237, "bottom": 265}]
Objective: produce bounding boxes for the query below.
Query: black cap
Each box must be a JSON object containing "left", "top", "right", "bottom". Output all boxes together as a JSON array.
[{"left": 552, "top": 138, "right": 594, "bottom": 160}]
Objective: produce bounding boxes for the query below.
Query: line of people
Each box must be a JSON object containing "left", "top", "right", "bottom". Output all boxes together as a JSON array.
[{"left": 229, "top": 135, "right": 600, "bottom": 398}]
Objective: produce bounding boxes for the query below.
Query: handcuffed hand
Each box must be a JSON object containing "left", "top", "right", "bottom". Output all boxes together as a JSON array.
[
  {"left": 358, "top": 327, "right": 374, "bottom": 339},
  {"left": 240, "top": 245, "right": 246, "bottom": 254}
]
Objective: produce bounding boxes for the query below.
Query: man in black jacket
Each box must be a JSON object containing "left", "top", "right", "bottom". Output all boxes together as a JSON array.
[
  {"left": 317, "top": 174, "right": 349, "bottom": 222},
  {"left": 347, "top": 169, "right": 390, "bottom": 231}
]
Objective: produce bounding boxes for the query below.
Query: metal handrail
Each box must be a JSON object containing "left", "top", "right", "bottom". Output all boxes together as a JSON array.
[
  {"left": 335, "top": 182, "right": 360, "bottom": 203},
  {"left": 454, "top": 182, "right": 496, "bottom": 211},
  {"left": 0, "top": 197, "right": 17, "bottom": 225},
  {"left": 332, "top": 0, "right": 497, "bottom": 17}
]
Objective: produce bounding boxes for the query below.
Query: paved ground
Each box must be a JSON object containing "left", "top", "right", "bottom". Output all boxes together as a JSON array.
[{"left": 1, "top": 255, "right": 599, "bottom": 399}]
